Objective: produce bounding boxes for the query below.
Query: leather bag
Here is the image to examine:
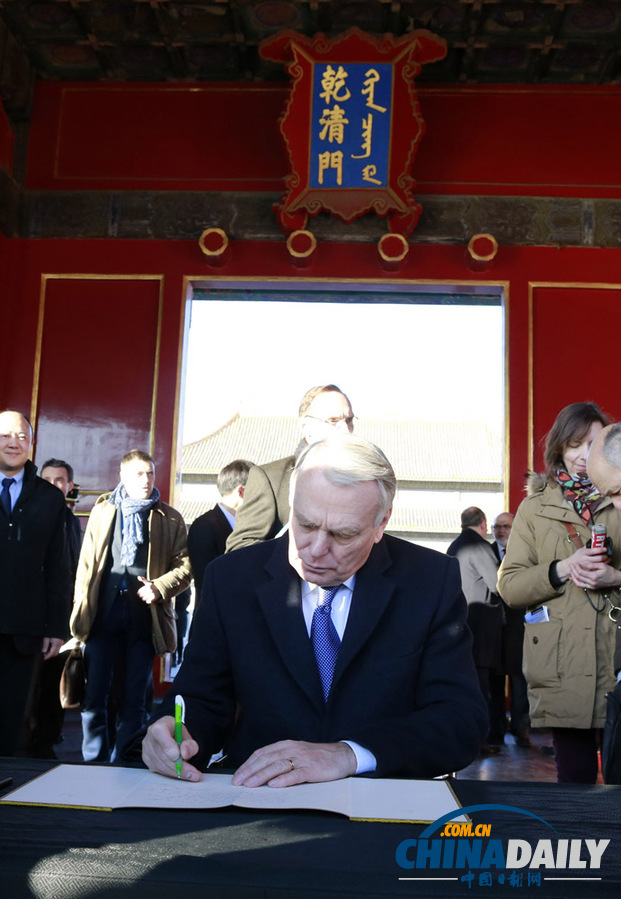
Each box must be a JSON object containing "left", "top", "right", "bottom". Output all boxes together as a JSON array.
[
  {"left": 59, "top": 647, "right": 86, "bottom": 710},
  {"left": 150, "top": 599, "right": 178, "bottom": 656}
]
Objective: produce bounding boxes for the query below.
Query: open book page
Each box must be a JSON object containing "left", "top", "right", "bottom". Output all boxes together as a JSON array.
[
  {"left": 1, "top": 765, "right": 464, "bottom": 823},
  {"left": 346, "top": 776, "right": 464, "bottom": 823},
  {"left": 1, "top": 766, "right": 246, "bottom": 811}
]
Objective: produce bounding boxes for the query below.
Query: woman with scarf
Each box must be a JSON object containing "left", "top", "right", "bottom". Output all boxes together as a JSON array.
[
  {"left": 498, "top": 402, "right": 621, "bottom": 783},
  {"left": 71, "top": 450, "right": 191, "bottom": 763}
]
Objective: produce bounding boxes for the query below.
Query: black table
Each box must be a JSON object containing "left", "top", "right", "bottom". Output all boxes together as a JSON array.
[{"left": 1, "top": 760, "right": 619, "bottom": 899}]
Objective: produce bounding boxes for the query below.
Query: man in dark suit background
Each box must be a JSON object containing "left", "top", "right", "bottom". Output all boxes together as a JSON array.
[
  {"left": 447, "top": 507, "right": 504, "bottom": 756},
  {"left": 491, "top": 513, "right": 513, "bottom": 565},
  {"left": 0, "top": 410, "right": 71, "bottom": 756},
  {"left": 490, "top": 512, "right": 532, "bottom": 747},
  {"left": 225, "top": 384, "right": 355, "bottom": 553},
  {"left": 142, "top": 435, "right": 487, "bottom": 785},
  {"left": 188, "top": 459, "right": 253, "bottom": 601},
  {"left": 23, "top": 458, "right": 83, "bottom": 757}
]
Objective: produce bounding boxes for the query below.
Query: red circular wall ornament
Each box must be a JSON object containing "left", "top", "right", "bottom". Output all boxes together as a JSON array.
[
  {"left": 198, "top": 228, "right": 229, "bottom": 264},
  {"left": 286, "top": 229, "right": 317, "bottom": 263},
  {"left": 467, "top": 233, "right": 498, "bottom": 263},
  {"left": 378, "top": 232, "right": 409, "bottom": 269}
]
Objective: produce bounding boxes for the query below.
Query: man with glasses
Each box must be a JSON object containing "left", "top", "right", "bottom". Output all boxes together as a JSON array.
[
  {"left": 226, "top": 384, "right": 355, "bottom": 555},
  {"left": 491, "top": 513, "right": 513, "bottom": 562}
]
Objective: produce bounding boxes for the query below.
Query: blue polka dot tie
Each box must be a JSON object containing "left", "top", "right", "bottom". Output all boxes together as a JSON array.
[{"left": 311, "top": 585, "right": 342, "bottom": 701}]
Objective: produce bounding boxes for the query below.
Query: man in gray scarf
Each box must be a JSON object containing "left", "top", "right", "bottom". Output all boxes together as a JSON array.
[{"left": 71, "top": 450, "right": 191, "bottom": 763}]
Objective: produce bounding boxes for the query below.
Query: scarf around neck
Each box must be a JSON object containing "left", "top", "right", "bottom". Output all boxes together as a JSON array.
[
  {"left": 108, "top": 483, "right": 160, "bottom": 566},
  {"left": 555, "top": 469, "right": 602, "bottom": 526}
]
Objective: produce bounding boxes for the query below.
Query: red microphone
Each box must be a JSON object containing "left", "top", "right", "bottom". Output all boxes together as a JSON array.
[{"left": 591, "top": 523, "right": 607, "bottom": 550}]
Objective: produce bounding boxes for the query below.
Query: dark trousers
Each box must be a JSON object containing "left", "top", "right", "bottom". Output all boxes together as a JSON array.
[
  {"left": 488, "top": 671, "right": 507, "bottom": 738},
  {"left": 551, "top": 727, "right": 602, "bottom": 784},
  {"left": 508, "top": 673, "right": 530, "bottom": 736},
  {"left": 0, "top": 635, "right": 39, "bottom": 756},
  {"left": 477, "top": 667, "right": 505, "bottom": 740},
  {"left": 21, "top": 651, "right": 67, "bottom": 758},
  {"left": 82, "top": 593, "right": 154, "bottom": 763}
]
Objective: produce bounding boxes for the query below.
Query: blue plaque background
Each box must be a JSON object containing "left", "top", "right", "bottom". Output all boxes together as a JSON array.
[{"left": 310, "top": 62, "right": 392, "bottom": 189}]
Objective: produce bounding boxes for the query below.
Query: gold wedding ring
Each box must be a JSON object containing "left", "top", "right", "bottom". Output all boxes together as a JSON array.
[{"left": 287, "top": 758, "right": 295, "bottom": 771}]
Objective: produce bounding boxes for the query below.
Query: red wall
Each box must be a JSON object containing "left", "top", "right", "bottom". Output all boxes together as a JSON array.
[
  {"left": 3, "top": 237, "right": 621, "bottom": 516},
  {"left": 26, "top": 82, "right": 621, "bottom": 198},
  {"left": 4, "top": 81, "right": 621, "bottom": 517}
]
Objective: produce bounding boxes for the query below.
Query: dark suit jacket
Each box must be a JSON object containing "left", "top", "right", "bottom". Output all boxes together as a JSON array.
[
  {"left": 160, "top": 533, "right": 488, "bottom": 778},
  {"left": 0, "top": 460, "right": 71, "bottom": 644},
  {"left": 225, "top": 455, "right": 295, "bottom": 552},
  {"left": 188, "top": 504, "right": 232, "bottom": 599},
  {"left": 66, "top": 506, "right": 83, "bottom": 581},
  {"left": 447, "top": 528, "right": 503, "bottom": 669},
  {"left": 491, "top": 539, "right": 525, "bottom": 675}
]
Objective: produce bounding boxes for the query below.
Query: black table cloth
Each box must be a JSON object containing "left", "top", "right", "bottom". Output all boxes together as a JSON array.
[{"left": 1, "top": 760, "right": 619, "bottom": 899}]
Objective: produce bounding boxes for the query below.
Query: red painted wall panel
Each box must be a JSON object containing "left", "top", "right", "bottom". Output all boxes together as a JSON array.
[
  {"left": 25, "top": 83, "right": 621, "bottom": 198},
  {"left": 33, "top": 277, "right": 162, "bottom": 506},
  {"left": 530, "top": 284, "right": 621, "bottom": 474},
  {"left": 416, "top": 87, "right": 621, "bottom": 198},
  {"left": 0, "top": 240, "right": 193, "bottom": 502},
  {"left": 27, "top": 83, "right": 289, "bottom": 191}
]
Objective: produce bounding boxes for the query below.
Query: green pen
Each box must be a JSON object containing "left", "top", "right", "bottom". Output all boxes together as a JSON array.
[{"left": 174, "top": 694, "right": 185, "bottom": 779}]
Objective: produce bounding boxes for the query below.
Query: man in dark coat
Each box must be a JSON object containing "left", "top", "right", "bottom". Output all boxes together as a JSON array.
[
  {"left": 22, "top": 458, "right": 83, "bottom": 758},
  {"left": 188, "top": 459, "right": 253, "bottom": 602},
  {"left": 0, "top": 411, "right": 71, "bottom": 756},
  {"left": 491, "top": 512, "right": 531, "bottom": 746},
  {"left": 447, "top": 506, "right": 504, "bottom": 755},
  {"left": 142, "top": 435, "right": 487, "bottom": 785}
]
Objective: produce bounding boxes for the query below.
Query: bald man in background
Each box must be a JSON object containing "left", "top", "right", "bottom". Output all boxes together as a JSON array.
[{"left": 0, "top": 410, "right": 71, "bottom": 756}]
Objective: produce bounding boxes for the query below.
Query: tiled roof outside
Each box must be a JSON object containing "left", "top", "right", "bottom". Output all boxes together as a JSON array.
[
  {"left": 182, "top": 414, "right": 501, "bottom": 485},
  {"left": 179, "top": 497, "right": 465, "bottom": 535}
]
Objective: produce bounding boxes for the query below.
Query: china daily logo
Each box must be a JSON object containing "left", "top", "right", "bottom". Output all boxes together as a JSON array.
[{"left": 396, "top": 805, "right": 611, "bottom": 889}]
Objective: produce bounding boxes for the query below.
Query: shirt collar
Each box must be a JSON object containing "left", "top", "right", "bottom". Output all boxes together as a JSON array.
[
  {"left": 301, "top": 573, "right": 356, "bottom": 599},
  {"left": 218, "top": 502, "right": 236, "bottom": 530}
]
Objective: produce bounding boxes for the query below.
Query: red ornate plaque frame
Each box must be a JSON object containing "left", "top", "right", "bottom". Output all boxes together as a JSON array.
[{"left": 260, "top": 27, "right": 446, "bottom": 237}]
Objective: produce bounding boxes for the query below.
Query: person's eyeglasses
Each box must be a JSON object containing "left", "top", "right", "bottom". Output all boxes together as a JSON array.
[
  {"left": 304, "top": 415, "right": 356, "bottom": 428},
  {"left": 493, "top": 525, "right": 512, "bottom": 530}
]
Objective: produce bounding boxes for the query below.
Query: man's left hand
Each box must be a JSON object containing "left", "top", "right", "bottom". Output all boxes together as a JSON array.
[
  {"left": 137, "top": 576, "right": 161, "bottom": 604},
  {"left": 41, "top": 637, "right": 63, "bottom": 660},
  {"left": 231, "top": 739, "right": 357, "bottom": 788}
]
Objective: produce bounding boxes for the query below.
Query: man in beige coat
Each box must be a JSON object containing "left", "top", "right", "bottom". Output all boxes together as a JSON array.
[
  {"left": 71, "top": 450, "right": 191, "bottom": 762},
  {"left": 226, "top": 385, "right": 355, "bottom": 552},
  {"left": 586, "top": 423, "right": 621, "bottom": 783}
]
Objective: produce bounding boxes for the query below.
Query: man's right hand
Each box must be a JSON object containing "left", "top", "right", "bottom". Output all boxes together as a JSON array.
[{"left": 142, "top": 715, "right": 202, "bottom": 781}]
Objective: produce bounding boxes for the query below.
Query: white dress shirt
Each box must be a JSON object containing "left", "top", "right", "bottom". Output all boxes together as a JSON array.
[
  {"left": 217, "top": 502, "right": 236, "bottom": 531},
  {"left": 301, "top": 575, "right": 377, "bottom": 774}
]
